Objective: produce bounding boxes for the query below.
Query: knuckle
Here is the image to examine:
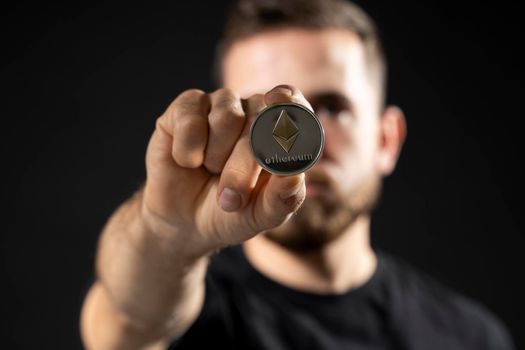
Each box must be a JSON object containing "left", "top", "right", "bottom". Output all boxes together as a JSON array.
[
  {"left": 171, "top": 146, "right": 182, "bottom": 163},
  {"left": 175, "top": 116, "right": 207, "bottom": 142},
  {"left": 283, "top": 192, "right": 305, "bottom": 209},
  {"left": 250, "top": 199, "right": 282, "bottom": 233},
  {"left": 277, "top": 84, "right": 303, "bottom": 97},
  {"left": 215, "top": 87, "right": 240, "bottom": 102},
  {"left": 178, "top": 88, "right": 206, "bottom": 101},
  {"left": 247, "top": 93, "right": 264, "bottom": 101},
  {"left": 172, "top": 140, "right": 202, "bottom": 167},
  {"left": 173, "top": 116, "right": 207, "bottom": 148},
  {"left": 172, "top": 149, "right": 199, "bottom": 168},
  {"left": 164, "top": 89, "right": 208, "bottom": 128},
  {"left": 208, "top": 89, "right": 245, "bottom": 132},
  {"left": 222, "top": 166, "right": 253, "bottom": 191},
  {"left": 291, "top": 96, "right": 312, "bottom": 109},
  {"left": 224, "top": 165, "right": 250, "bottom": 179},
  {"left": 243, "top": 94, "right": 266, "bottom": 116},
  {"left": 204, "top": 159, "right": 223, "bottom": 175},
  {"left": 171, "top": 89, "right": 208, "bottom": 114},
  {"left": 155, "top": 115, "right": 167, "bottom": 133},
  {"left": 209, "top": 108, "right": 241, "bottom": 132}
]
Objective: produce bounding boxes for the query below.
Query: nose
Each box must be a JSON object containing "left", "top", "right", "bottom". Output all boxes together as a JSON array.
[
  {"left": 315, "top": 113, "right": 338, "bottom": 163},
  {"left": 316, "top": 111, "right": 335, "bottom": 134}
]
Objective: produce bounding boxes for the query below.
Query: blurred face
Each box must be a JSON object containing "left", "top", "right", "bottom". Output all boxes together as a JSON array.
[{"left": 223, "top": 28, "right": 385, "bottom": 251}]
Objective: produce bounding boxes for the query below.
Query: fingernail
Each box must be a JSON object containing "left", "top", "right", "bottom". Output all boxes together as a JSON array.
[
  {"left": 270, "top": 86, "right": 293, "bottom": 96},
  {"left": 220, "top": 187, "right": 241, "bottom": 212}
]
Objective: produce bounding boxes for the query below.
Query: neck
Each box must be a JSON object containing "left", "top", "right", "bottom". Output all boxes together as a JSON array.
[{"left": 242, "top": 215, "right": 377, "bottom": 295}]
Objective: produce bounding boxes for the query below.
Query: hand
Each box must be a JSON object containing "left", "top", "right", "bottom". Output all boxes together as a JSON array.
[{"left": 141, "top": 85, "right": 311, "bottom": 256}]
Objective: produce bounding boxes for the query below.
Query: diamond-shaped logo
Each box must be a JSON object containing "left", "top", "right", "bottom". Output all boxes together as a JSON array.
[{"left": 272, "top": 110, "right": 299, "bottom": 153}]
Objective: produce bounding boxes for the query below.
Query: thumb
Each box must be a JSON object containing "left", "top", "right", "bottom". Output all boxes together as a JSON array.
[{"left": 251, "top": 172, "right": 306, "bottom": 231}]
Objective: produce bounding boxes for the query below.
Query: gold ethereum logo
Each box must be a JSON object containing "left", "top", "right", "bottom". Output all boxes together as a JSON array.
[{"left": 272, "top": 110, "right": 299, "bottom": 153}]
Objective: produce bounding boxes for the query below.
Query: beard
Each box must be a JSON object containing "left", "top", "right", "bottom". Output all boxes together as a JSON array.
[{"left": 263, "top": 169, "right": 383, "bottom": 252}]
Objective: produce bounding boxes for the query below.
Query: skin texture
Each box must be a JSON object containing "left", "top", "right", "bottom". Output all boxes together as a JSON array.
[{"left": 80, "top": 27, "right": 406, "bottom": 349}]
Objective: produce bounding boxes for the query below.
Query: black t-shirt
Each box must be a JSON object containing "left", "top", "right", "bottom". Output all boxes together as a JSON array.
[{"left": 167, "top": 245, "right": 514, "bottom": 350}]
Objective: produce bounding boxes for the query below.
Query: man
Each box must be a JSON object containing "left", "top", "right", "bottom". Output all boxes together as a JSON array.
[{"left": 80, "top": 0, "right": 514, "bottom": 349}]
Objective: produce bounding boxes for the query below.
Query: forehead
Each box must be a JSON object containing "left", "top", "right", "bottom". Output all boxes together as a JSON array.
[{"left": 222, "top": 28, "right": 370, "bottom": 101}]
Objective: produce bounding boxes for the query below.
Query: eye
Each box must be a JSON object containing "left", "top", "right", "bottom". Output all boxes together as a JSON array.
[
  {"left": 313, "top": 101, "right": 353, "bottom": 121},
  {"left": 309, "top": 91, "right": 355, "bottom": 123}
]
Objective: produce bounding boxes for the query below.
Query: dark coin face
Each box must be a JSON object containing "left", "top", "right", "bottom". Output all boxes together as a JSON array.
[{"left": 249, "top": 103, "right": 324, "bottom": 176}]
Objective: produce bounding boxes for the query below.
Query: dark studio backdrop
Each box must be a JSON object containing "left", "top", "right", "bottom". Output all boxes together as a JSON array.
[{"left": 2, "top": 1, "right": 524, "bottom": 349}]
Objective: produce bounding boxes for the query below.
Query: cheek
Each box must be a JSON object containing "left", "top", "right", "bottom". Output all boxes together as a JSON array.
[
  {"left": 354, "top": 125, "right": 378, "bottom": 166},
  {"left": 323, "top": 119, "right": 373, "bottom": 162},
  {"left": 322, "top": 124, "right": 347, "bottom": 156},
  {"left": 321, "top": 117, "right": 355, "bottom": 156},
  {"left": 324, "top": 121, "right": 378, "bottom": 187}
]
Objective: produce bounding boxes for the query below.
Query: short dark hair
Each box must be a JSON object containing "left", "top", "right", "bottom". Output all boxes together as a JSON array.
[{"left": 214, "top": 0, "right": 387, "bottom": 107}]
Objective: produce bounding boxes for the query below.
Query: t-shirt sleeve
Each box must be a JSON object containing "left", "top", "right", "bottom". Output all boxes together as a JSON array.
[
  {"left": 166, "top": 270, "right": 236, "bottom": 349},
  {"left": 483, "top": 316, "right": 515, "bottom": 350},
  {"left": 385, "top": 254, "right": 516, "bottom": 350},
  {"left": 456, "top": 296, "right": 515, "bottom": 350}
]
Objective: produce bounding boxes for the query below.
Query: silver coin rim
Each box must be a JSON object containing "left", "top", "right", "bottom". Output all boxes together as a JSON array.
[{"left": 249, "top": 102, "right": 325, "bottom": 176}]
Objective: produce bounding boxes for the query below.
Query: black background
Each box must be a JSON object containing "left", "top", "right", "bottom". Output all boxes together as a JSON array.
[{"left": 2, "top": 1, "right": 524, "bottom": 349}]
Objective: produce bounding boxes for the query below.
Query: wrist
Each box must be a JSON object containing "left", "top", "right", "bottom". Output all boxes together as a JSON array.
[{"left": 137, "top": 192, "right": 215, "bottom": 263}]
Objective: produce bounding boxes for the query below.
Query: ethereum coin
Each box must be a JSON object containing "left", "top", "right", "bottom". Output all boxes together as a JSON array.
[{"left": 249, "top": 103, "right": 324, "bottom": 176}]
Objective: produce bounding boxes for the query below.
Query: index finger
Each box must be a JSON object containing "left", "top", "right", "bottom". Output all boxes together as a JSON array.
[{"left": 264, "top": 84, "right": 313, "bottom": 110}]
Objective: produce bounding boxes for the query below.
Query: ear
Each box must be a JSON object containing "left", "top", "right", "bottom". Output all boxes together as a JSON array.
[{"left": 376, "top": 105, "right": 407, "bottom": 176}]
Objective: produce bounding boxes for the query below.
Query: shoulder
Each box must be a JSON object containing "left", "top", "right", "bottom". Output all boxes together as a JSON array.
[{"left": 378, "top": 251, "right": 515, "bottom": 350}]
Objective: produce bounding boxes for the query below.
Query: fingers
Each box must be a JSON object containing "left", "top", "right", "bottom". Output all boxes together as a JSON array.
[
  {"left": 216, "top": 84, "right": 311, "bottom": 213},
  {"left": 155, "top": 85, "right": 311, "bottom": 217},
  {"left": 264, "top": 84, "right": 313, "bottom": 111},
  {"left": 217, "top": 94, "right": 266, "bottom": 212},
  {"left": 156, "top": 85, "right": 310, "bottom": 172},
  {"left": 158, "top": 89, "right": 211, "bottom": 168},
  {"left": 251, "top": 84, "right": 309, "bottom": 223},
  {"left": 203, "top": 89, "right": 246, "bottom": 174}
]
